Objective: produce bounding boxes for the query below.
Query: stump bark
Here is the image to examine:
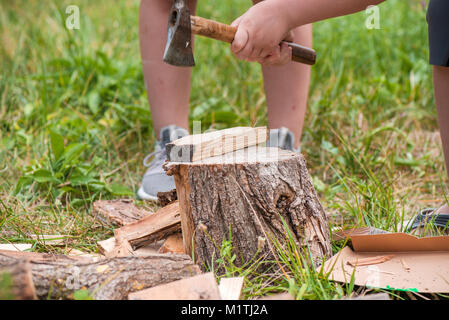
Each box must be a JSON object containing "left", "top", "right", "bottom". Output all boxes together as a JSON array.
[{"left": 165, "top": 147, "right": 332, "bottom": 272}]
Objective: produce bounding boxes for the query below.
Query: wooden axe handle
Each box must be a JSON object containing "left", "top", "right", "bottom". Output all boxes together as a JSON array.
[{"left": 190, "top": 16, "right": 316, "bottom": 65}]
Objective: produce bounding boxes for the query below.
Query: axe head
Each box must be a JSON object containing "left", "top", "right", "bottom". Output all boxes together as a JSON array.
[{"left": 163, "top": 0, "right": 195, "bottom": 67}]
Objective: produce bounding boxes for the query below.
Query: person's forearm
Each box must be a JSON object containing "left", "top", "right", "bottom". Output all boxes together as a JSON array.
[{"left": 273, "top": 0, "right": 386, "bottom": 29}]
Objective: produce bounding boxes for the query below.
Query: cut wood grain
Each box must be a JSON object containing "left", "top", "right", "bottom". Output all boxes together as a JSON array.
[
  {"left": 158, "top": 233, "right": 185, "bottom": 254},
  {"left": 114, "top": 201, "right": 181, "bottom": 251},
  {"left": 92, "top": 199, "right": 152, "bottom": 227},
  {"left": 0, "top": 250, "right": 200, "bottom": 300},
  {"left": 128, "top": 272, "right": 220, "bottom": 300},
  {"left": 166, "top": 127, "right": 268, "bottom": 162},
  {"left": 218, "top": 277, "right": 244, "bottom": 300},
  {"left": 0, "top": 262, "right": 37, "bottom": 300},
  {"left": 166, "top": 146, "right": 331, "bottom": 272}
]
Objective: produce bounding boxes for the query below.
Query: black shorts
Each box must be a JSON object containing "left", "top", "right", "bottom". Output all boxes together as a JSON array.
[{"left": 427, "top": 0, "right": 449, "bottom": 66}]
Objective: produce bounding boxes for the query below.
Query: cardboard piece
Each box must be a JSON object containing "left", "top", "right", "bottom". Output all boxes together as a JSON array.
[
  {"left": 323, "top": 232, "right": 449, "bottom": 293},
  {"left": 128, "top": 272, "right": 221, "bottom": 300}
]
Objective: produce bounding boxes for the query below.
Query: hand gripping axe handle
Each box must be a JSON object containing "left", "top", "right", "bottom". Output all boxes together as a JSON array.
[{"left": 163, "top": 0, "right": 316, "bottom": 67}]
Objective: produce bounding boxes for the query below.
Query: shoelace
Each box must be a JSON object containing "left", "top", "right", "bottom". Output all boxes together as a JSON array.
[{"left": 143, "top": 142, "right": 165, "bottom": 168}]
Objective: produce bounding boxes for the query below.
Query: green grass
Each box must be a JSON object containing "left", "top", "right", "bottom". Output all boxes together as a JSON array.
[{"left": 0, "top": 0, "right": 446, "bottom": 299}]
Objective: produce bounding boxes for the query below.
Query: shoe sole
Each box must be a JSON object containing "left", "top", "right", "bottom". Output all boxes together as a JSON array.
[{"left": 136, "top": 187, "right": 158, "bottom": 202}]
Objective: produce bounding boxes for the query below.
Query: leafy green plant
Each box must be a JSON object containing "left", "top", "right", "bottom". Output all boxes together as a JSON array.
[{"left": 14, "top": 128, "right": 133, "bottom": 206}]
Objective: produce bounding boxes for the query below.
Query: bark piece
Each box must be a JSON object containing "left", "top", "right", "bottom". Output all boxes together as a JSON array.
[
  {"left": 157, "top": 189, "right": 178, "bottom": 207},
  {"left": 114, "top": 201, "right": 181, "bottom": 251},
  {"left": 159, "top": 233, "right": 185, "bottom": 254},
  {"left": 218, "top": 277, "right": 244, "bottom": 300},
  {"left": 166, "top": 146, "right": 332, "bottom": 271},
  {"left": 128, "top": 272, "right": 219, "bottom": 300},
  {"left": 0, "top": 251, "right": 200, "bottom": 300},
  {"left": 0, "top": 262, "right": 37, "bottom": 300},
  {"left": 92, "top": 199, "right": 152, "bottom": 227},
  {"left": 166, "top": 127, "right": 268, "bottom": 162}
]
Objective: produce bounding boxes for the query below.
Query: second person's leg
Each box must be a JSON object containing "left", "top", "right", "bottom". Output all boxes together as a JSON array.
[{"left": 262, "top": 24, "right": 313, "bottom": 150}]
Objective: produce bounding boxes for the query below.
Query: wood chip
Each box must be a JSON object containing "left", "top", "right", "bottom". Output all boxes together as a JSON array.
[
  {"left": 218, "top": 277, "right": 244, "bottom": 300},
  {"left": 347, "top": 255, "right": 395, "bottom": 267},
  {"left": 158, "top": 233, "right": 185, "bottom": 254},
  {"left": 114, "top": 201, "right": 181, "bottom": 251},
  {"left": 0, "top": 244, "right": 32, "bottom": 252}
]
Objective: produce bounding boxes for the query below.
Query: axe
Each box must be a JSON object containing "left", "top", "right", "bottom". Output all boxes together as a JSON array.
[{"left": 163, "top": 0, "right": 316, "bottom": 67}]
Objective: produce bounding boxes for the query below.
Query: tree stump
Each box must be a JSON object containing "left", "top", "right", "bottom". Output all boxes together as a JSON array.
[{"left": 165, "top": 147, "right": 332, "bottom": 272}]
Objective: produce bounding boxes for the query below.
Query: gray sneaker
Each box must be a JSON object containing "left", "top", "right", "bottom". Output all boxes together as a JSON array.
[
  {"left": 266, "top": 127, "right": 301, "bottom": 153},
  {"left": 137, "top": 125, "right": 189, "bottom": 201}
]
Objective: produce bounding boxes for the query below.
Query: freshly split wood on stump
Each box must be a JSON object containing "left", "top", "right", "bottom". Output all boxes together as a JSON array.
[
  {"left": 165, "top": 145, "right": 332, "bottom": 272},
  {"left": 0, "top": 250, "right": 200, "bottom": 300},
  {"left": 166, "top": 126, "right": 268, "bottom": 162}
]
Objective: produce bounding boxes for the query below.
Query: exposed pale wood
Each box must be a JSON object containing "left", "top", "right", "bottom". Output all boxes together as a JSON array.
[
  {"left": 98, "top": 237, "right": 162, "bottom": 258},
  {"left": 114, "top": 201, "right": 181, "bottom": 251},
  {"left": 0, "top": 262, "right": 37, "bottom": 300},
  {"left": 159, "top": 233, "right": 185, "bottom": 254},
  {"left": 128, "top": 272, "right": 220, "bottom": 300},
  {"left": 0, "top": 251, "right": 201, "bottom": 300},
  {"left": 157, "top": 189, "right": 178, "bottom": 207},
  {"left": 346, "top": 293, "right": 391, "bottom": 300},
  {"left": 92, "top": 199, "right": 152, "bottom": 227},
  {"left": 97, "top": 237, "right": 117, "bottom": 256},
  {"left": 218, "top": 277, "right": 244, "bottom": 300},
  {"left": 166, "top": 127, "right": 268, "bottom": 162},
  {"left": 258, "top": 292, "right": 295, "bottom": 300},
  {"left": 166, "top": 146, "right": 332, "bottom": 272},
  {"left": 0, "top": 244, "right": 32, "bottom": 251},
  {"left": 66, "top": 248, "right": 102, "bottom": 261}
]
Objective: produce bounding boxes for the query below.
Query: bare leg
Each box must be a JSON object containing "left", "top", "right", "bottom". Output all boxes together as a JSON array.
[
  {"left": 433, "top": 66, "right": 449, "bottom": 214},
  {"left": 139, "top": 0, "right": 197, "bottom": 138},
  {"left": 262, "top": 24, "right": 312, "bottom": 149}
]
